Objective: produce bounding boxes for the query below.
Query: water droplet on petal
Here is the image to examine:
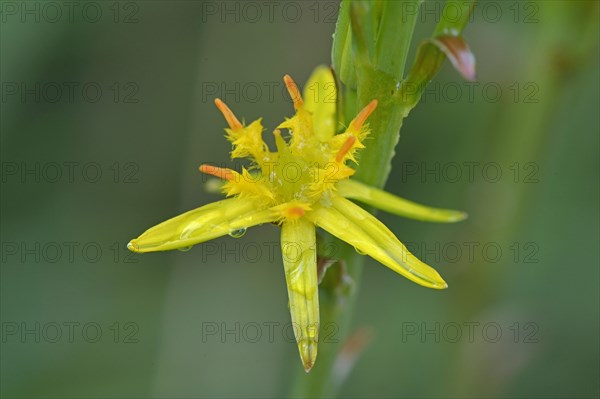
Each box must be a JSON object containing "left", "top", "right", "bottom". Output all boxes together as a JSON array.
[
  {"left": 354, "top": 246, "right": 366, "bottom": 255},
  {"left": 178, "top": 246, "right": 193, "bottom": 252},
  {"left": 229, "top": 228, "right": 247, "bottom": 238},
  {"left": 127, "top": 240, "right": 139, "bottom": 252}
]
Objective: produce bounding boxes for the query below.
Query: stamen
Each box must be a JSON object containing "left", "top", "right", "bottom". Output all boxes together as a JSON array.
[
  {"left": 283, "top": 74, "right": 304, "bottom": 109},
  {"left": 199, "top": 164, "right": 237, "bottom": 181},
  {"left": 214, "top": 98, "right": 243, "bottom": 130},
  {"left": 350, "top": 99, "right": 378, "bottom": 130},
  {"left": 336, "top": 135, "right": 356, "bottom": 163}
]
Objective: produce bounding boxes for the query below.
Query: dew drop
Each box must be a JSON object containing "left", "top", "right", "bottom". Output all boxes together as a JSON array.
[
  {"left": 178, "top": 246, "right": 193, "bottom": 252},
  {"left": 354, "top": 247, "right": 366, "bottom": 255},
  {"left": 229, "top": 228, "right": 247, "bottom": 238},
  {"left": 127, "top": 241, "right": 138, "bottom": 252}
]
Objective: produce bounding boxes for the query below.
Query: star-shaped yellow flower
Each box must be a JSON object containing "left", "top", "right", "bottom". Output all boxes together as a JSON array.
[{"left": 128, "top": 67, "right": 466, "bottom": 372}]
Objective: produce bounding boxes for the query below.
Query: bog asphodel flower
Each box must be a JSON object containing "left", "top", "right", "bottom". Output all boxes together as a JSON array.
[{"left": 128, "top": 67, "right": 466, "bottom": 372}]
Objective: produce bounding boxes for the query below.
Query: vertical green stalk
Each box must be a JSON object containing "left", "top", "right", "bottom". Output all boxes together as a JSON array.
[{"left": 289, "top": 1, "right": 475, "bottom": 397}]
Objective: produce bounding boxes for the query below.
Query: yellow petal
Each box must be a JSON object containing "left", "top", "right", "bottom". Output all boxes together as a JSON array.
[
  {"left": 303, "top": 65, "right": 337, "bottom": 142},
  {"left": 128, "top": 198, "right": 275, "bottom": 253},
  {"left": 337, "top": 179, "right": 467, "bottom": 223},
  {"left": 222, "top": 167, "right": 274, "bottom": 201},
  {"left": 281, "top": 219, "right": 319, "bottom": 372},
  {"left": 307, "top": 195, "right": 447, "bottom": 289}
]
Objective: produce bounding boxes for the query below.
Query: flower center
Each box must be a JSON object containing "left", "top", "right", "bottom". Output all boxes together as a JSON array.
[{"left": 200, "top": 74, "right": 378, "bottom": 221}]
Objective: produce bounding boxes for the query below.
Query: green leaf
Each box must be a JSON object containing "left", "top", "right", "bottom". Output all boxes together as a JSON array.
[{"left": 374, "top": 0, "right": 423, "bottom": 81}]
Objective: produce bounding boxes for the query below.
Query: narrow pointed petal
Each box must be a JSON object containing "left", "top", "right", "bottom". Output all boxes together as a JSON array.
[
  {"left": 337, "top": 179, "right": 467, "bottom": 223},
  {"left": 307, "top": 196, "right": 447, "bottom": 289},
  {"left": 281, "top": 219, "right": 319, "bottom": 372},
  {"left": 303, "top": 65, "right": 338, "bottom": 142},
  {"left": 128, "top": 198, "right": 275, "bottom": 253}
]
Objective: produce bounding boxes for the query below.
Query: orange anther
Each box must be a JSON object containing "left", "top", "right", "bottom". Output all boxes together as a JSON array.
[
  {"left": 350, "top": 99, "right": 378, "bottom": 130},
  {"left": 199, "top": 164, "right": 237, "bottom": 181},
  {"left": 214, "top": 98, "right": 243, "bottom": 130},
  {"left": 283, "top": 74, "right": 304, "bottom": 109},
  {"left": 336, "top": 135, "right": 356, "bottom": 163}
]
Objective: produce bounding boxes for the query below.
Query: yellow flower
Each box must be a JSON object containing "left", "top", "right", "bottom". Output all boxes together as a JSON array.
[{"left": 127, "top": 66, "right": 466, "bottom": 372}]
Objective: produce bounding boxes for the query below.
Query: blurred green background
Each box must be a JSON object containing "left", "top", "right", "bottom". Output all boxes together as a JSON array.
[{"left": 1, "top": 1, "right": 598, "bottom": 398}]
